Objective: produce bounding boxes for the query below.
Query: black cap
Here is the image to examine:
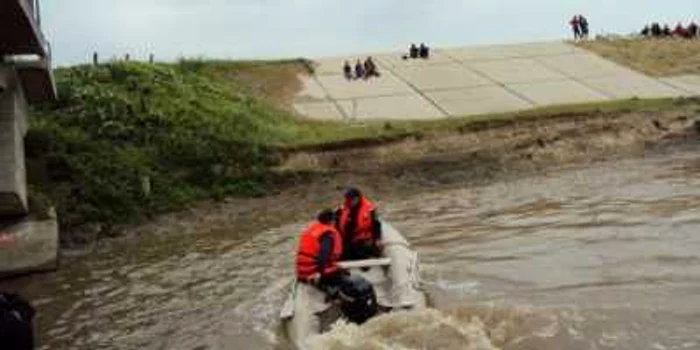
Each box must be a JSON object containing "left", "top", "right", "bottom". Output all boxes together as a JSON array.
[
  {"left": 317, "top": 209, "right": 335, "bottom": 224},
  {"left": 344, "top": 187, "right": 361, "bottom": 199}
]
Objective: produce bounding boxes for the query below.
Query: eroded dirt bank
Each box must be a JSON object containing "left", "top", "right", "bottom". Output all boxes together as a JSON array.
[{"left": 85, "top": 104, "right": 700, "bottom": 249}]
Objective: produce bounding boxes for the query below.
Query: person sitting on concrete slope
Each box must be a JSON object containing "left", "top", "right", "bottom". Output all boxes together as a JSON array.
[
  {"left": 336, "top": 187, "right": 383, "bottom": 260},
  {"left": 0, "top": 292, "right": 35, "bottom": 350},
  {"left": 363, "top": 57, "right": 380, "bottom": 78},
  {"left": 409, "top": 43, "right": 419, "bottom": 59},
  {"left": 419, "top": 43, "right": 430, "bottom": 59},
  {"left": 354, "top": 59, "right": 365, "bottom": 80},
  {"left": 295, "top": 209, "right": 349, "bottom": 297},
  {"left": 343, "top": 60, "right": 353, "bottom": 80}
]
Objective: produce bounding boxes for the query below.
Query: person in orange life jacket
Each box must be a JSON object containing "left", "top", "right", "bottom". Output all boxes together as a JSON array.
[
  {"left": 336, "top": 187, "right": 383, "bottom": 261},
  {"left": 296, "top": 209, "right": 348, "bottom": 296}
]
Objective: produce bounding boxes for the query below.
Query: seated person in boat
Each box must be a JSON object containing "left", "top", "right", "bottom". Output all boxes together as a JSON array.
[
  {"left": 295, "top": 209, "right": 348, "bottom": 295},
  {"left": 336, "top": 187, "right": 383, "bottom": 260}
]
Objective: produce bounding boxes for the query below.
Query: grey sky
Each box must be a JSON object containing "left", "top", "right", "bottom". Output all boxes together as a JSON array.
[{"left": 42, "top": 0, "right": 700, "bottom": 66}]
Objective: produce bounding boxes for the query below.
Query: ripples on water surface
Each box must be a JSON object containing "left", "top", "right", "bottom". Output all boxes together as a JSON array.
[{"left": 4, "top": 147, "right": 700, "bottom": 349}]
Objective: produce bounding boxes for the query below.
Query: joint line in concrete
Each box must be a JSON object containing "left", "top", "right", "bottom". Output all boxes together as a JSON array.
[
  {"left": 376, "top": 60, "right": 451, "bottom": 118},
  {"left": 443, "top": 53, "right": 539, "bottom": 107},
  {"left": 308, "top": 72, "right": 350, "bottom": 121}
]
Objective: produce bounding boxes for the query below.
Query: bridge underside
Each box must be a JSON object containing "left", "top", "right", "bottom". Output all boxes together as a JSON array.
[{"left": 0, "top": 0, "right": 46, "bottom": 56}]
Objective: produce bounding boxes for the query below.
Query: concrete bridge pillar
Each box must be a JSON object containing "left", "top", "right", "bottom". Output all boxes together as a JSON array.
[{"left": 0, "top": 66, "right": 29, "bottom": 217}]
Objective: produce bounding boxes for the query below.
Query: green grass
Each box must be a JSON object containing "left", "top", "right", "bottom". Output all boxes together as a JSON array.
[
  {"left": 575, "top": 37, "right": 700, "bottom": 77},
  {"left": 28, "top": 59, "right": 698, "bottom": 237}
]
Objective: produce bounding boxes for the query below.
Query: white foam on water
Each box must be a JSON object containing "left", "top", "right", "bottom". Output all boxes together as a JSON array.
[{"left": 306, "top": 309, "right": 502, "bottom": 350}]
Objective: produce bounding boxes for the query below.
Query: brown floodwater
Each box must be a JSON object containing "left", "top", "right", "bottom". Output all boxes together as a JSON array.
[{"left": 3, "top": 145, "right": 700, "bottom": 350}]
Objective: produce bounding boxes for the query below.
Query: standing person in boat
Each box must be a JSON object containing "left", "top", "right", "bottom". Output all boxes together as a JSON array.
[
  {"left": 295, "top": 209, "right": 348, "bottom": 295},
  {"left": 336, "top": 187, "right": 383, "bottom": 260}
]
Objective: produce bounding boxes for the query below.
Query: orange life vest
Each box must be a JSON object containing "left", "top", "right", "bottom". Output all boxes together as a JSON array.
[
  {"left": 295, "top": 221, "right": 343, "bottom": 280},
  {"left": 338, "top": 196, "right": 376, "bottom": 244}
]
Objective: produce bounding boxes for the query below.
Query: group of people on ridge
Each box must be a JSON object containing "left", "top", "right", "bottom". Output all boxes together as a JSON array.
[
  {"left": 569, "top": 15, "right": 590, "bottom": 40},
  {"left": 641, "top": 22, "right": 699, "bottom": 39},
  {"left": 343, "top": 57, "right": 380, "bottom": 81},
  {"left": 295, "top": 187, "right": 382, "bottom": 297}
]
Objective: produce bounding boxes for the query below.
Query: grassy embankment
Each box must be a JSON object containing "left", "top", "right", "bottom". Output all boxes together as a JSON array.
[
  {"left": 576, "top": 37, "right": 700, "bottom": 76},
  {"left": 28, "top": 39, "right": 700, "bottom": 241}
]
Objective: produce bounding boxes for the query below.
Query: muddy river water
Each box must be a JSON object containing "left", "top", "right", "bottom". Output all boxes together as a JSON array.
[{"left": 4, "top": 145, "right": 700, "bottom": 350}]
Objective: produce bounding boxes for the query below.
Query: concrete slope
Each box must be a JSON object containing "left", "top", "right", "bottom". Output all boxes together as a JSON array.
[{"left": 293, "top": 41, "right": 700, "bottom": 121}]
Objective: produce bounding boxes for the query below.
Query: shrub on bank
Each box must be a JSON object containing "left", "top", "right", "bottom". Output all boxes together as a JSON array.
[{"left": 27, "top": 62, "right": 296, "bottom": 235}]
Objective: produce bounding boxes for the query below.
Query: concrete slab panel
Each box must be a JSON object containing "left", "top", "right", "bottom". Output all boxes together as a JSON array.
[
  {"left": 375, "top": 50, "right": 455, "bottom": 69},
  {"left": 508, "top": 41, "right": 584, "bottom": 56},
  {"left": 508, "top": 80, "right": 611, "bottom": 106},
  {"left": 538, "top": 53, "right": 642, "bottom": 79},
  {"left": 0, "top": 216, "right": 59, "bottom": 278},
  {"left": 295, "top": 75, "right": 328, "bottom": 102},
  {"left": 394, "top": 63, "right": 495, "bottom": 91},
  {"left": 660, "top": 75, "right": 700, "bottom": 96},
  {"left": 425, "top": 86, "right": 533, "bottom": 117},
  {"left": 293, "top": 101, "right": 344, "bottom": 120},
  {"left": 337, "top": 94, "right": 445, "bottom": 120},
  {"left": 309, "top": 56, "right": 358, "bottom": 76},
  {"left": 316, "top": 71, "right": 414, "bottom": 99},
  {"left": 468, "top": 58, "right": 567, "bottom": 84},
  {"left": 443, "top": 41, "right": 580, "bottom": 62},
  {"left": 442, "top": 46, "right": 523, "bottom": 62},
  {"left": 583, "top": 75, "right": 686, "bottom": 100}
]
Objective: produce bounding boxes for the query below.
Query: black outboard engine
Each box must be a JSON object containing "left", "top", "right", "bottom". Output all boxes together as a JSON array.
[{"left": 337, "top": 275, "right": 378, "bottom": 324}]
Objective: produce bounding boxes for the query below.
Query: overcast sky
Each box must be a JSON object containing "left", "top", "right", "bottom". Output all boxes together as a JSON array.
[{"left": 42, "top": 0, "right": 700, "bottom": 66}]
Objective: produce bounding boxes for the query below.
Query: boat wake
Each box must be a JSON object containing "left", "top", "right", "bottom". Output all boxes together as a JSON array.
[{"left": 305, "top": 307, "right": 520, "bottom": 350}]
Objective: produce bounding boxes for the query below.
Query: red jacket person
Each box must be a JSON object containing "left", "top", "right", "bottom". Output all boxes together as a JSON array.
[
  {"left": 336, "top": 187, "right": 383, "bottom": 260},
  {"left": 296, "top": 209, "right": 347, "bottom": 294}
]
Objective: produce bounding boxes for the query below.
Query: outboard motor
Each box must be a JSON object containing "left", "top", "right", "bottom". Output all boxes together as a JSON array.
[{"left": 337, "top": 275, "right": 378, "bottom": 324}]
